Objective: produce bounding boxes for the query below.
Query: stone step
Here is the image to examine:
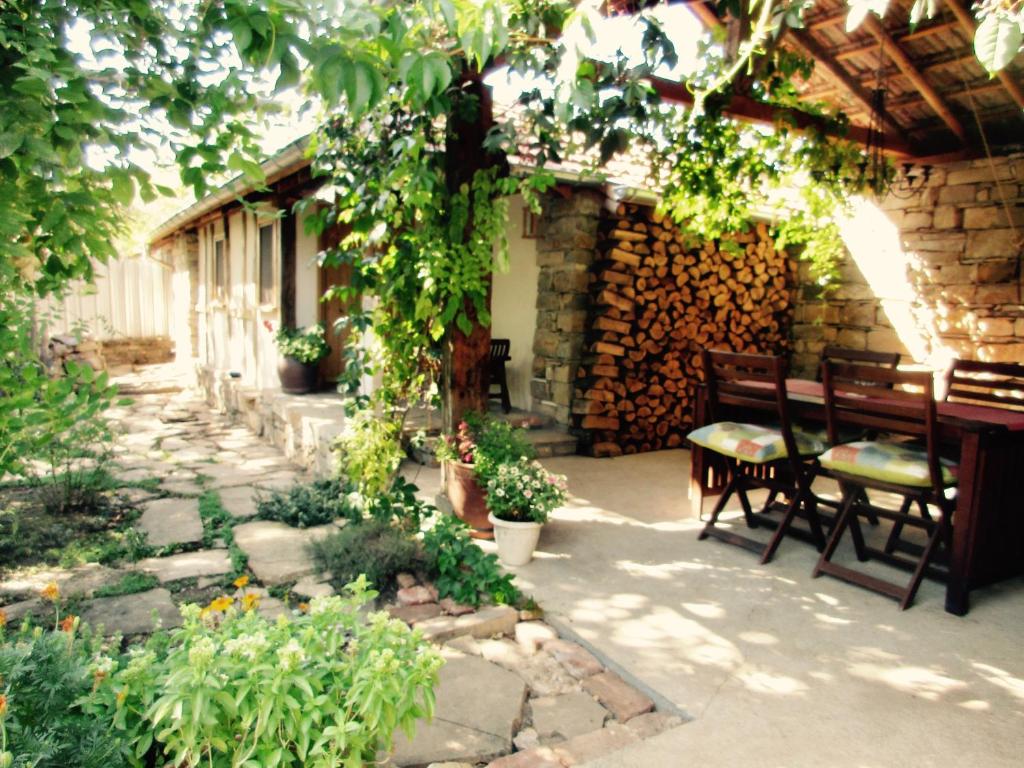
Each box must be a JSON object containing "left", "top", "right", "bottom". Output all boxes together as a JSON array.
[{"left": 527, "top": 428, "right": 578, "bottom": 458}]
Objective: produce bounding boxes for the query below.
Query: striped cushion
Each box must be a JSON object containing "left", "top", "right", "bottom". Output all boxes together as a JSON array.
[
  {"left": 688, "top": 421, "right": 825, "bottom": 464},
  {"left": 818, "top": 441, "right": 957, "bottom": 487}
]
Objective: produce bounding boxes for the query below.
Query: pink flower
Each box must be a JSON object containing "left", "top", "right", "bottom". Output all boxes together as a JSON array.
[
  {"left": 462, "top": 452, "right": 473, "bottom": 463},
  {"left": 263, "top": 320, "right": 274, "bottom": 332},
  {"left": 524, "top": 490, "right": 533, "bottom": 498}
]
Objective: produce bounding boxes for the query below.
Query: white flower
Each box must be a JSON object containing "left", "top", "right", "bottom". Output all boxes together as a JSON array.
[
  {"left": 224, "top": 632, "right": 269, "bottom": 662},
  {"left": 188, "top": 636, "right": 217, "bottom": 669},
  {"left": 277, "top": 638, "right": 306, "bottom": 671}
]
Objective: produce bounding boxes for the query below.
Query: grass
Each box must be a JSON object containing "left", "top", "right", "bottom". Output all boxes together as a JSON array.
[
  {"left": 0, "top": 475, "right": 149, "bottom": 577},
  {"left": 93, "top": 571, "right": 159, "bottom": 598},
  {"left": 198, "top": 490, "right": 248, "bottom": 577}
]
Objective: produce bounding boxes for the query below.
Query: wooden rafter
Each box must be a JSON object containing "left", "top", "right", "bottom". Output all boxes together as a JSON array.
[
  {"left": 862, "top": 14, "right": 967, "bottom": 141},
  {"left": 786, "top": 27, "right": 909, "bottom": 138},
  {"left": 945, "top": 0, "right": 1024, "bottom": 111},
  {"left": 888, "top": 78, "right": 1006, "bottom": 110},
  {"left": 681, "top": 0, "right": 910, "bottom": 143}
]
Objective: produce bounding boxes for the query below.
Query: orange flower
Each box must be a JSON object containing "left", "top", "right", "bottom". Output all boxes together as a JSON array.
[
  {"left": 241, "top": 593, "right": 260, "bottom": 612},
  {"left": 297, "top": 602, "right": 310, "bottom": 614},
  {"left": 208, "top": 596, "right": 234, "bottom": 613},
  {"left": 40, "top": 582, "right": 60, "bottom": 602},
  {"left": 0, "top": 693, "right": 6, "bottom": 717},
  {"left": 60, "top": 615, "right": 76, "bottom": 633},
  {"left": 0, "top": 609, "right": 7, "bottom": 628},
  {"left": 233, "top": 575, "right": 250, "bottom": 589}
]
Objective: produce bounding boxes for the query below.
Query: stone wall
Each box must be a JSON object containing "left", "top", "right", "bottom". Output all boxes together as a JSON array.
[
  {"left": 791, "top": 152, "right": 1024, "bottom": 377},
  {"left": 530, "top": 189, "right": 604, "bottom": 427}
]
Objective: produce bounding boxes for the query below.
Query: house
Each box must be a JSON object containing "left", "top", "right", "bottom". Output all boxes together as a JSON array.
[{"left": 150, "top": 2, "right": 1024, "bottom": 469}]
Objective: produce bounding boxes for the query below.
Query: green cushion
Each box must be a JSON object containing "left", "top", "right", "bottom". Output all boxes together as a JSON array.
[
  {"left": 818, "top": 441, "right": 957, "bottom": 488},
  {"left": 688, "top": 421, "right": 825, "bottom": 464}
]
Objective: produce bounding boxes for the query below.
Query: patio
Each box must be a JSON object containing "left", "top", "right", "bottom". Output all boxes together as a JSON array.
[{"left": 405, "top": 450, "right": 1024, "bottom": 767}]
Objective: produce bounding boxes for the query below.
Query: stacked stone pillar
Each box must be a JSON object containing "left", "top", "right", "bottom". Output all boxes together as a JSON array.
[{"left": 530, "top": 189, "right": 604, "bottom": 427}]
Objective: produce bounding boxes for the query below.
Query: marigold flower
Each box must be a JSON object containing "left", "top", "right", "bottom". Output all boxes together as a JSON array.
[
  {"left": 241, "top": 593, "right": 260, "bottom": 612},
  {"left": 60, "top": 615, "right": 76, "bottom": 633},
  {"left": 233, "top": 575, "right": 249, "bottom": 589},
  {"left": 298, "top": 602, "right": 310, "bottom": 613},
  {"left": 208, "top": 596, "right": 234, "bottom": 612},
  {"left": 0, "top": 609, "right": 7, "bottom": 628},
  {"left": 40, "top": 582, "right": 60, "bottom": 602},
  {"left": 0, "top": 693, "right": 6, "bottom": 717}
]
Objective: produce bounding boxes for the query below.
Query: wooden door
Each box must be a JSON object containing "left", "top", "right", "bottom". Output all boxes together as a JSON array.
[{"left": 317, "top": 225, "right": 352, "bottom": 387}]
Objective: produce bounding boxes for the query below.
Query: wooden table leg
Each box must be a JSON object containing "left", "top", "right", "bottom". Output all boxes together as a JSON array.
[{"left": 946, "top": 429, "right": 982, "bottom": 616}]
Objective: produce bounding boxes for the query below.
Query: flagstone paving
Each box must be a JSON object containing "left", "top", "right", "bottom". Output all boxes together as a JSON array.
[{"left": 0, "top": 365, "right": 682, "bottom": 767}]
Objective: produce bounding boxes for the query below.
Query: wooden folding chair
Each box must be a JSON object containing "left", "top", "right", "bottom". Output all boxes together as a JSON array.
[
  {"left": 689, "top": 350, "right": 827, "bottom": 564},
  {"left": 813, "top": 362, "right": 956, "bottom": 610},
  {"left": 944, "top": 359, "right": 1024, "bottom": 411},
  {"left": 488, "top": 338, "right": 512, "bottom": 414}
]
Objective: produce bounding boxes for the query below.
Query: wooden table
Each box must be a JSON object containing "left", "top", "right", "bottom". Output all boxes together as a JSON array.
[{"left": 689, "top": 378, "right": 1024, "bottom": 615}]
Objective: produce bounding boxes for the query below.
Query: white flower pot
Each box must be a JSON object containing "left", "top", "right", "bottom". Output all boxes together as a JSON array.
[{"left": 487, "top": 513, "right": 543, "bottom": 567}]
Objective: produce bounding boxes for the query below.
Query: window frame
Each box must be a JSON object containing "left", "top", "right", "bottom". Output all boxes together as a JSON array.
[{"left": 257, "top": 217, "right": 279, "bottom": 310}]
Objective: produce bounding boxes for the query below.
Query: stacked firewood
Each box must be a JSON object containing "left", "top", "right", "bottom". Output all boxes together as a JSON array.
[{"left": 574, "top": 204, "right": 795, "bottom": 456}]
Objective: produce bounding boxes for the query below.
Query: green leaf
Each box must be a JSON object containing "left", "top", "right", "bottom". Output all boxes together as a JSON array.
[
  {"left": 111, "top": 171, "right": 135, "bottom": 206},
  {"left": 0, "top": 132, "right": 24, "bottom": 159},
  {"left": 975, "top": 13, "right": 1023, "bottom": 74}
]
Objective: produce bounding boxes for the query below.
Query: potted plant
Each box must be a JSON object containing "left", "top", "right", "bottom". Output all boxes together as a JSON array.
[
  {"left": 436, "top": 413, "right": 534, "bottom": 539},
  {"left": 266, "top": 321, "right": 329, "bottom": 394},
  {"left": 485, "top": 457, "right": 568, "bottom": 566}
]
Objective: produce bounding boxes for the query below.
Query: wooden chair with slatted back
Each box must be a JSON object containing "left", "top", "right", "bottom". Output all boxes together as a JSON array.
[
  {"left": 813, "top": 362, "right": 957, "bottom": 610},
  {"left": 944, "top": 359, "right": 1024, "bottom": 411},
  {"left": 689, "top": 350, "right": 827, "bottom": 564},
  {"left": 488, "top": 338, "right": 512, "bottom": 414},
  {"left": 818, "top": 347, "right": 902, "bottom": 381}
]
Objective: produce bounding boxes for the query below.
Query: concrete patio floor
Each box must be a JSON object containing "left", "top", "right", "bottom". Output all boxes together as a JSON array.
[{"left": 402, "top": 450, "right": 1024, "bottom": 767}]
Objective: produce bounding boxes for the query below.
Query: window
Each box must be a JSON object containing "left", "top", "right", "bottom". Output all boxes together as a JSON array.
[
  {"left": 521, "top": 205, "right": 540, "bottom": 239},
  {"left": 258, "top": 222, "right": 276, "bottom": 305},
  {"left": 213, "top": 238, "right": 227, "bottom": 299}
]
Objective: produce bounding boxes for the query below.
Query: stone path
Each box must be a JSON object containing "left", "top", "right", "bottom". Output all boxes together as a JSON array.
[{"left": 0, "top": 365, "right": 682, "bottom": 765}]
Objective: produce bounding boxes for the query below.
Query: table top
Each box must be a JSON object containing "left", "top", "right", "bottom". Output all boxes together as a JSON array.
[{"left": 782, "top": 378, "right": 1024, "bottom": 432}]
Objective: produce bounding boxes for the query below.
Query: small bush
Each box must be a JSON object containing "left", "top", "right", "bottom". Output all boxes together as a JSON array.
[
  {"left": 311, "top": 519, "right": 421, "bottom": 594},
  {"left": 422, "top": 515, "right": 520, "bottom": 607},
  {"left": 256, "top": 478, "right": 356, "bottom": 528},
  {"left": 91, "top": 584, "right": 442, "bottom": 767},
  {"left": 0, "top": 619, "right": 131, "bottom": 768}
]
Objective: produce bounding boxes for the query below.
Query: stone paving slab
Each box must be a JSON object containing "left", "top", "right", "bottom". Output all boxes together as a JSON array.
[
  {"left": 136, "top": 497, "right": 204, "bottom": 547},
  {"left": 530, "top": 693, "right": 609, "bottom": 743},
  {"left": 80, "top": 588, "right": 182, "bottom": 636},
  {"left": 0, "top": 563, "right": 125, "bottom": 601},
  {"left": 580, "top": 673, "right": 654, "bottom": 723},
  {"left": 218, "top": 485, "right": 260, "bottom": 519},
  {"left": 232, "top": 521, "right": 334, "bottom": 585},
  {"left": 416, "top": 605, "right": 519, "bottom": 643},
  {"left": 391, "top": 653, "right": 528, "bottom": 767},
  {"left": 134, "top": 549, "right": 233, "bottom": 583}
]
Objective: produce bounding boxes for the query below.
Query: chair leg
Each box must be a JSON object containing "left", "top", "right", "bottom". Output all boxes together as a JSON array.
[
  {"left": 813, "top": 490, "right": 857, "bottom": 578},
  {"left": 883, "top": 497, "right": 914, "bottom": 554},
  {"left": 898, "top": 508, "right": 952, "bottom": 611},
  {"left": 760, "top": 490, "right": 806, "bottom": 564},
  {"left": 698, "top": 473, "right": 739, "bottom": 541},
  {"left": 499, "top": 366, "right": 511, "bottom": 413}
]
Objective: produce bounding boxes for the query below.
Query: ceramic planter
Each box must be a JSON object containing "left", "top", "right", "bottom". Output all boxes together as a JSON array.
[
  {"left": 488, "top": 512, "right": 543, "bottom": 566},
  {"left": 444, "top": 460, "right": 494, "bottom": 539},
  {"left": 277, "top": 356, "right": 319, "bottom": 394}
]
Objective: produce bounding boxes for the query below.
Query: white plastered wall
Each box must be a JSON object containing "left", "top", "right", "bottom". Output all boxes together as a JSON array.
[
  {"left": 491, "top": 194, "right": 539, "bottom": 411},
  {"left": 295, "top": 215, "right": 320, "bottom": 328}
]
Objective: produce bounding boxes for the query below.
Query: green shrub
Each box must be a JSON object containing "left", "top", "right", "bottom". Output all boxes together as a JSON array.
[
  {"left": 422, "top": 515, "right": 520, "bottom": 607},
  {"left": 311, "top": 519, "right": 421, "bottom": 594},
  {"left": 0, "top": 620, "right": 130, "bottom": 768},
  {"left": 255, "top": 478, "right": 356, "bottom": 528},
  {"left": 91, "top": 582, "right": 443, "bottom": 767}
]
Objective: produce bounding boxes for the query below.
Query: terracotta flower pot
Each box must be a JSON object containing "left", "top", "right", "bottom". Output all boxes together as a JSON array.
[
  {"left": 444, "top": 460, "right": 494, "bottom": 539},
  {"left": 277, "top": 356, "right": 319, "bottom": 394}
]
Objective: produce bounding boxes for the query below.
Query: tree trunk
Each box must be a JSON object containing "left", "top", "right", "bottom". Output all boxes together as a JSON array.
[{"left": 441, "top": 75, "right": 504, "bottom": 431}]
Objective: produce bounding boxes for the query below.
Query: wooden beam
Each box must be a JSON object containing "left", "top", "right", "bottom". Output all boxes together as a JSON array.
[
  {"left": 888, "top": 78, "right": 1006, "bottom": 110},
  {"left": 806, "top": 9, "right": 848, "bottom": 31},
  {"left": 834, "top": 20, "right": 961, "bottom": 62},
  {"left": 648, "top": 75, "right": 915, "bottom": 157},
  {"left": 862, "top": 14, "right": 967, "bottom": 142},
  {"left": 945, "top": 0, "right": 1024, "bottom": 111}
]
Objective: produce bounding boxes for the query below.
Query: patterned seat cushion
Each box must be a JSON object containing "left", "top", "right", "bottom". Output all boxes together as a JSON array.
[
  {"left": 818, "top": 441, "right": 957, "bottom": 487},
  {"left": 688, "top": 421, "right": 825, "bottom": 464}
]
